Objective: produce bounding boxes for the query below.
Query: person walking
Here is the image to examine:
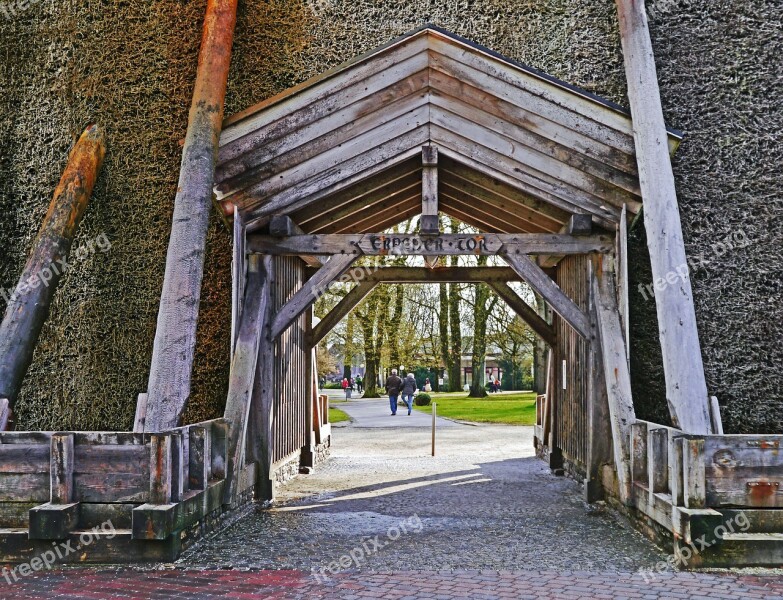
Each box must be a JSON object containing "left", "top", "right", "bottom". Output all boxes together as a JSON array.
[
  {"left": 356, "top": 375, "right": 363, "bottom": 393},
  {"left": 341, "top": 377, "right": 351, "bottom": 400},
  {"left": 401, "top": 372, "right": 417, "bottom": 416},
  {"left": 385, "top": 369, "right": 402, "bottom": 416}
]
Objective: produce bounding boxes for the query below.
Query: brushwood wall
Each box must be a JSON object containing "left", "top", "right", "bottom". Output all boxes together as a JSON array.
[{"left": 0, "top": 1, "right": 779, "bottom": 433}]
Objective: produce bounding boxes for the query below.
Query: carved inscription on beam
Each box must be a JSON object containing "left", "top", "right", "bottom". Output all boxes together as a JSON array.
[{"left": 248, "top": 233, "right": 614, "bottom": 256}]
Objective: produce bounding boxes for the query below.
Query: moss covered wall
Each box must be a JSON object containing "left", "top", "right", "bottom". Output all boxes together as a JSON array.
[{"left": 0, "top": 0, "right": 778, "bottom": 433}]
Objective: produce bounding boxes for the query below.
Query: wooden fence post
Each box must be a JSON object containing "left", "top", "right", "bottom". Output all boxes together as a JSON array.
[
  {"left": 149, "top": 433, "right": 172, "bottom": 505},
  {"left": 50, "top": 433, "right": 75, "bottom": 504}
]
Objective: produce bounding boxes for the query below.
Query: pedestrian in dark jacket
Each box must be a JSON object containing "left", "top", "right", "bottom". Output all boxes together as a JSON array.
[
  {"left": 401, "top": 373, "right": 417, "bottom": 416},
  {"left": 385, "top": 369, "right": 402, "bottom": 415}
]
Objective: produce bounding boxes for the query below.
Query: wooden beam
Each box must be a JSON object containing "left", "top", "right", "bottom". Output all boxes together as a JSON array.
[
  {"left": 268, "top": 215, "right": 322, "bottom": 267},
  {"left": 230, "top": 207, "right": 245, "bottom": 353},
  {"left": 487, "top": 282, "right": 556, "bottom": 347},
  {"left": 565, "top": 214, "right": 593, "bottom": 236},
  {"left": 355, "top": 266, "right": 520, "bottom": 283},
  {"left": 616, "top": 0, "right": 711, "bottom": 434},
  {"left": 617, "top": 204, "right": 629, "bottom": 366},
  {"left": 0, "top": 125, "right": 105, "bottom": 409},
  {"left": 271, "top": 254, "right": 358, "bottom": 339},
  {"left": 149, "top": 433, "right": 172, "bottom": 505},
  {"left": 502, "top": 251, "right": 591, "bottom": 339},
  {"left": 248, "top": 233, "right": 613, "bottom": 257},
  {"left": 222, "top": 254, "right": 271, "bottom": 505},
  {"left": 421, "top": 145, "right": 439, "bottom": 234},
  {"left": 247, "top": 257, "right": 275, "bottom": 500},
  {"left": 592, "top": 268, "right": 636, "bottom": 505},
  {"left": 145, "top": 0, "right": 239, "bottom": 432},
  {"left": 309, "top": 282, "right": 378, "bottom": 346},
  {"left": 50, "top": 433, "right": 75, "bottom": 504},
  {"left": 133, "top": 393, "right": 148, "bottom": 433}
]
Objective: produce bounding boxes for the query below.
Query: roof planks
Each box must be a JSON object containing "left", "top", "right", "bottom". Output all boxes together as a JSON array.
[{"left": 216, "top": 26, "right": 683, "bottom": 233}]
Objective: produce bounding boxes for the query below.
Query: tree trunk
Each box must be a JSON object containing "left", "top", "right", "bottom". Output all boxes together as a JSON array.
[
  {"left": 469, "top": 257, "right": 496, "bottom": 398},
  {"left": 438, "top": 282, "right": 452, "bottom": 375},
  {"left": 448, "top": 255, "right": 463, "bottom": 391}
]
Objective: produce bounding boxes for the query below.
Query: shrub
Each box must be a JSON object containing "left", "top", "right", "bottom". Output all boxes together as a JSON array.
[
  {"left": 414, "top": 392, "right": 432, "bottom": 406},
  {"left": 324, "top": 382, "right": 342, "bottom": 390}
]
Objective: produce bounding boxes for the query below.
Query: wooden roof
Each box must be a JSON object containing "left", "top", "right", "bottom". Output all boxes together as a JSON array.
[{"left": 216, "top": 25, "right": 682, "bottom": 233}]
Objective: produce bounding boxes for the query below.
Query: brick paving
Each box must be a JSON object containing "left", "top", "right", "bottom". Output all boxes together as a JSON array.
[
  {"left": 5, "top": 568, "right": 783, "bottom": 599},
  {"left": 3, "top": 421, "right": 783, "bottom": 598}
]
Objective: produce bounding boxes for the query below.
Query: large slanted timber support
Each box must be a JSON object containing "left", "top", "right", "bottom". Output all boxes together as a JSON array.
[
  {"left": 309, "top": 281, "right": 378, "bottom": 346},
  {"left": 0, "top": 124, "right": 106, "bottom": 421},
  {"left": 222, "top": 254, "right": 271, "bottom": 505},
  {"left": 270, "top": 254, "right": 358, "bottom": 339},
  {"left": 145, "top": 0, "right": 239, "bottom": 431},
  {"left": 616, "top": 0, "right": 711, "bottom": 433},
  {"left": 486, "top": 282, "right": 556, "bottom": 348},
  {"left": 501, "top": 250, "right": 591, "bottom": 340}
]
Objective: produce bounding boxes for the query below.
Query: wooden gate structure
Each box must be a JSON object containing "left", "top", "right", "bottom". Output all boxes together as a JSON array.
[{"left": 1, "top": 2, "right": 782, "bottom": 567}]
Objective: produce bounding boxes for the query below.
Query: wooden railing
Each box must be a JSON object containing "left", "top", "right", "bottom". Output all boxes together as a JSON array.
[
  {"left": 0, "top": 418, "right": 234, "bottom": 541},
  {"left": 629, "top": 419, "right": 783, "bottom": 543}
]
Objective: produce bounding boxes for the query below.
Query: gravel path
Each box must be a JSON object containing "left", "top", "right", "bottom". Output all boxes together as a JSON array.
[{"left": 179, "top": 423, "right": 666, "bottom": 573}]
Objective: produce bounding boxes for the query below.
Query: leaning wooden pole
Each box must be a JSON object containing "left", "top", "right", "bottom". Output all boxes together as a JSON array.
[
  {"left": 615, "top": 0, "right": 712, "bottom": 433},
  {"left": 144, "top": 0, "right": 239, "bottom": 431},
  {"left": 0, "top": 124, "right": 106, "bottom": 417}
]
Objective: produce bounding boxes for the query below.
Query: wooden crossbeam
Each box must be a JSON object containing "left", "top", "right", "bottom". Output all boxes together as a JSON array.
[
  {"left": 223, "top": 255, "right": 271, "bottom": 504},
  {"left": 487, "top": 282, "right": 556, "bottom": 347},
  {"left": 271, "top": 254, "right": 358, "bottom": 339},
  {"left": 248, "top": 233, "right": 613, "bottom": 256},
  {"left": 501, "top": 251, "right": 591, "bottom": 339},
  {"left": 353, "top": 266, "right": 523, "bottom": 283},
  {"left": 309, "top": 281, "right": 378, "bottom": 346},
  {"left": 592, "top": 268, "right": 636, "bottom": 505}
]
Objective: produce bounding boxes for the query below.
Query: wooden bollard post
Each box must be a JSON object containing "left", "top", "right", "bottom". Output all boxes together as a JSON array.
[
  {"left": 0, "top": 125, "right": 105, "bottom": 416},
  {"left": 149, "top": 433, "right": 173, "bottom": 505},
  {"left": 432, "top": 402, "right": 437, "bottom": 457}
]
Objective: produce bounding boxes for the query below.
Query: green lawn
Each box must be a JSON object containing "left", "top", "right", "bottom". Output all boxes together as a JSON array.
[
  {"left": 329, "top": 406, "right": 351, "bottom": 424},
  {"left": 413, "top": 391, "right": 537, "bottom": 425}
]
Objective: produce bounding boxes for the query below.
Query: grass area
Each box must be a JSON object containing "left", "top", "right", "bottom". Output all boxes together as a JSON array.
[
  {"left": 329, "top": 406, "right": 351, "bottom": 424},
  {"left": 413, "top": 391, "right": 537, "bottom": 425}
]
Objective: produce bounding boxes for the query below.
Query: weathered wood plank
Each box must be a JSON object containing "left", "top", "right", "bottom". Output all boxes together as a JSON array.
[
  {"left": 133, "top": 393, "right": 148, "bottom": 433},
  {"left": 421, "top": 145, "right": 439, "bottom": 235},
  {"left": 243, "top": 132, "right": 426, "bottom": 229},
  {"left": 223, "top": 255, "right": 271, "bottom": 505},
  {"left": 271, "top": 254, "right": 358, "bottom": 339},
  {"left": 631, "top": 421, "right": 648, "bottom": 484},
  {"left": 28, "top": 502, "right": 80, "bottom": 540},
  {"left": 149, "top": 433, "right": 172, "bottom": 505},
  {"left": 231, "top": 207, "right": 245, "bottom": 353},
  {"left": 188, "top": 426, "right": 209, "bottom": 491},
  {"left": 648, "top": 427, "right": 669, "bottom": 496},
  {"left": 683, "top": 438, "right": 706, "bottom": 508},
  {"left": 0, "top": 444, "right": 49, "bottom": 473},
  {"left": 50, "top": 433, "right": 74, "bottom": 504},
  {"left": 615, "top": 0, "right": 712, "bottom": 434},
  {"left": 249, "top": 233, "right": 613, "bottom": 257},
  {"left": 0, "top": 474, "right": 49, "bottom": 502},
  {"left": 210, "top": 419, "right": 228, "bottom": 480},
  {"left": 73, "top": 444, "right": 148, "bottom": 475},
  {"left": 503, "top": 252, "right": 591, "bottom": 339},
  {"left": 710, "top": 396, "right": 724, "bottom": 435},
  {"left": 0, "top": 398, "right": 9, "bottom": 431},
  {"left": 702, "top": 435, "right": 783, "bottom": 507},
  {"left": 144, "top": 0, "right": 239, "bottom": 432},
  {"left": 592, "top": 270, "right": 636, "bottom": 504}
]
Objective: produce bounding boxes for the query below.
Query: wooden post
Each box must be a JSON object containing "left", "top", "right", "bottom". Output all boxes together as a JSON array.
[
  {"left": 145, "top": 0, "right": 239, "bottom": 431},
  {"left": 615, "top": 0, "right": 712, "bottom": 433},
  {"left": 231, "top": 207, "right": 245, "bottom": 354},
  {"left": 50, "top": 433, "right": 75, "bottom": 504},
  {"left": 223, "top": 254, "right": 271, "bottom": 504},
  {"left": 149, "top": 433, "right": 173, "bottom": 505},
  {"left": 247, "top": 256, "right": 276, "bottom": 500},
  {"left": 421, "top": 145, "right": 440, "bottom": 237},
  {"left": 683, "top": 438, "right": 706, "bottom": 508},
  {"left": 0, "top": 125, "right": 105, "bottom": 413},
  {"left": 593, "top": 267, "right": 636, "bottom": 505},
  {"left": 431, "top": 402, "right": 437, "bottom": 457},
  {"left": 188, "top": 426, "right": 209, "bottom": 490}
]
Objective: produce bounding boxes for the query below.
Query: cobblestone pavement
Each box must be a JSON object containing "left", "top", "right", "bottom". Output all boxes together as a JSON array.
[{"left": 5, "top": 423, "right": 783, "bottom": 598}]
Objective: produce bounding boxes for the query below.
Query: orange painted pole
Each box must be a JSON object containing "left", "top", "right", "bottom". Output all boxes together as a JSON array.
[
  {"left": 0, "top": 124, "right": 106, "bottom": 418},
  {"left": 145, "top": 0, "right": 239, "bottom": 431}
]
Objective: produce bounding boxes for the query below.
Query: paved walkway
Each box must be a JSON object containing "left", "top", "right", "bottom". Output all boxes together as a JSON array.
[
  {"left": 335, "top": 396, "right": 459, "bottom": 428},
  {"left": 6, "top": 420, "right": 783, "bottom": 598}
]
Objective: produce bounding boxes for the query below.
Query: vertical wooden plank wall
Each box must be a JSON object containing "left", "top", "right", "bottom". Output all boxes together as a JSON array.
[
  {"left": 554, "top": 255, "right": 590, "bottom": 472},
  {"left": 271, "top": 257, "right": 308, "bottom": 464}
]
